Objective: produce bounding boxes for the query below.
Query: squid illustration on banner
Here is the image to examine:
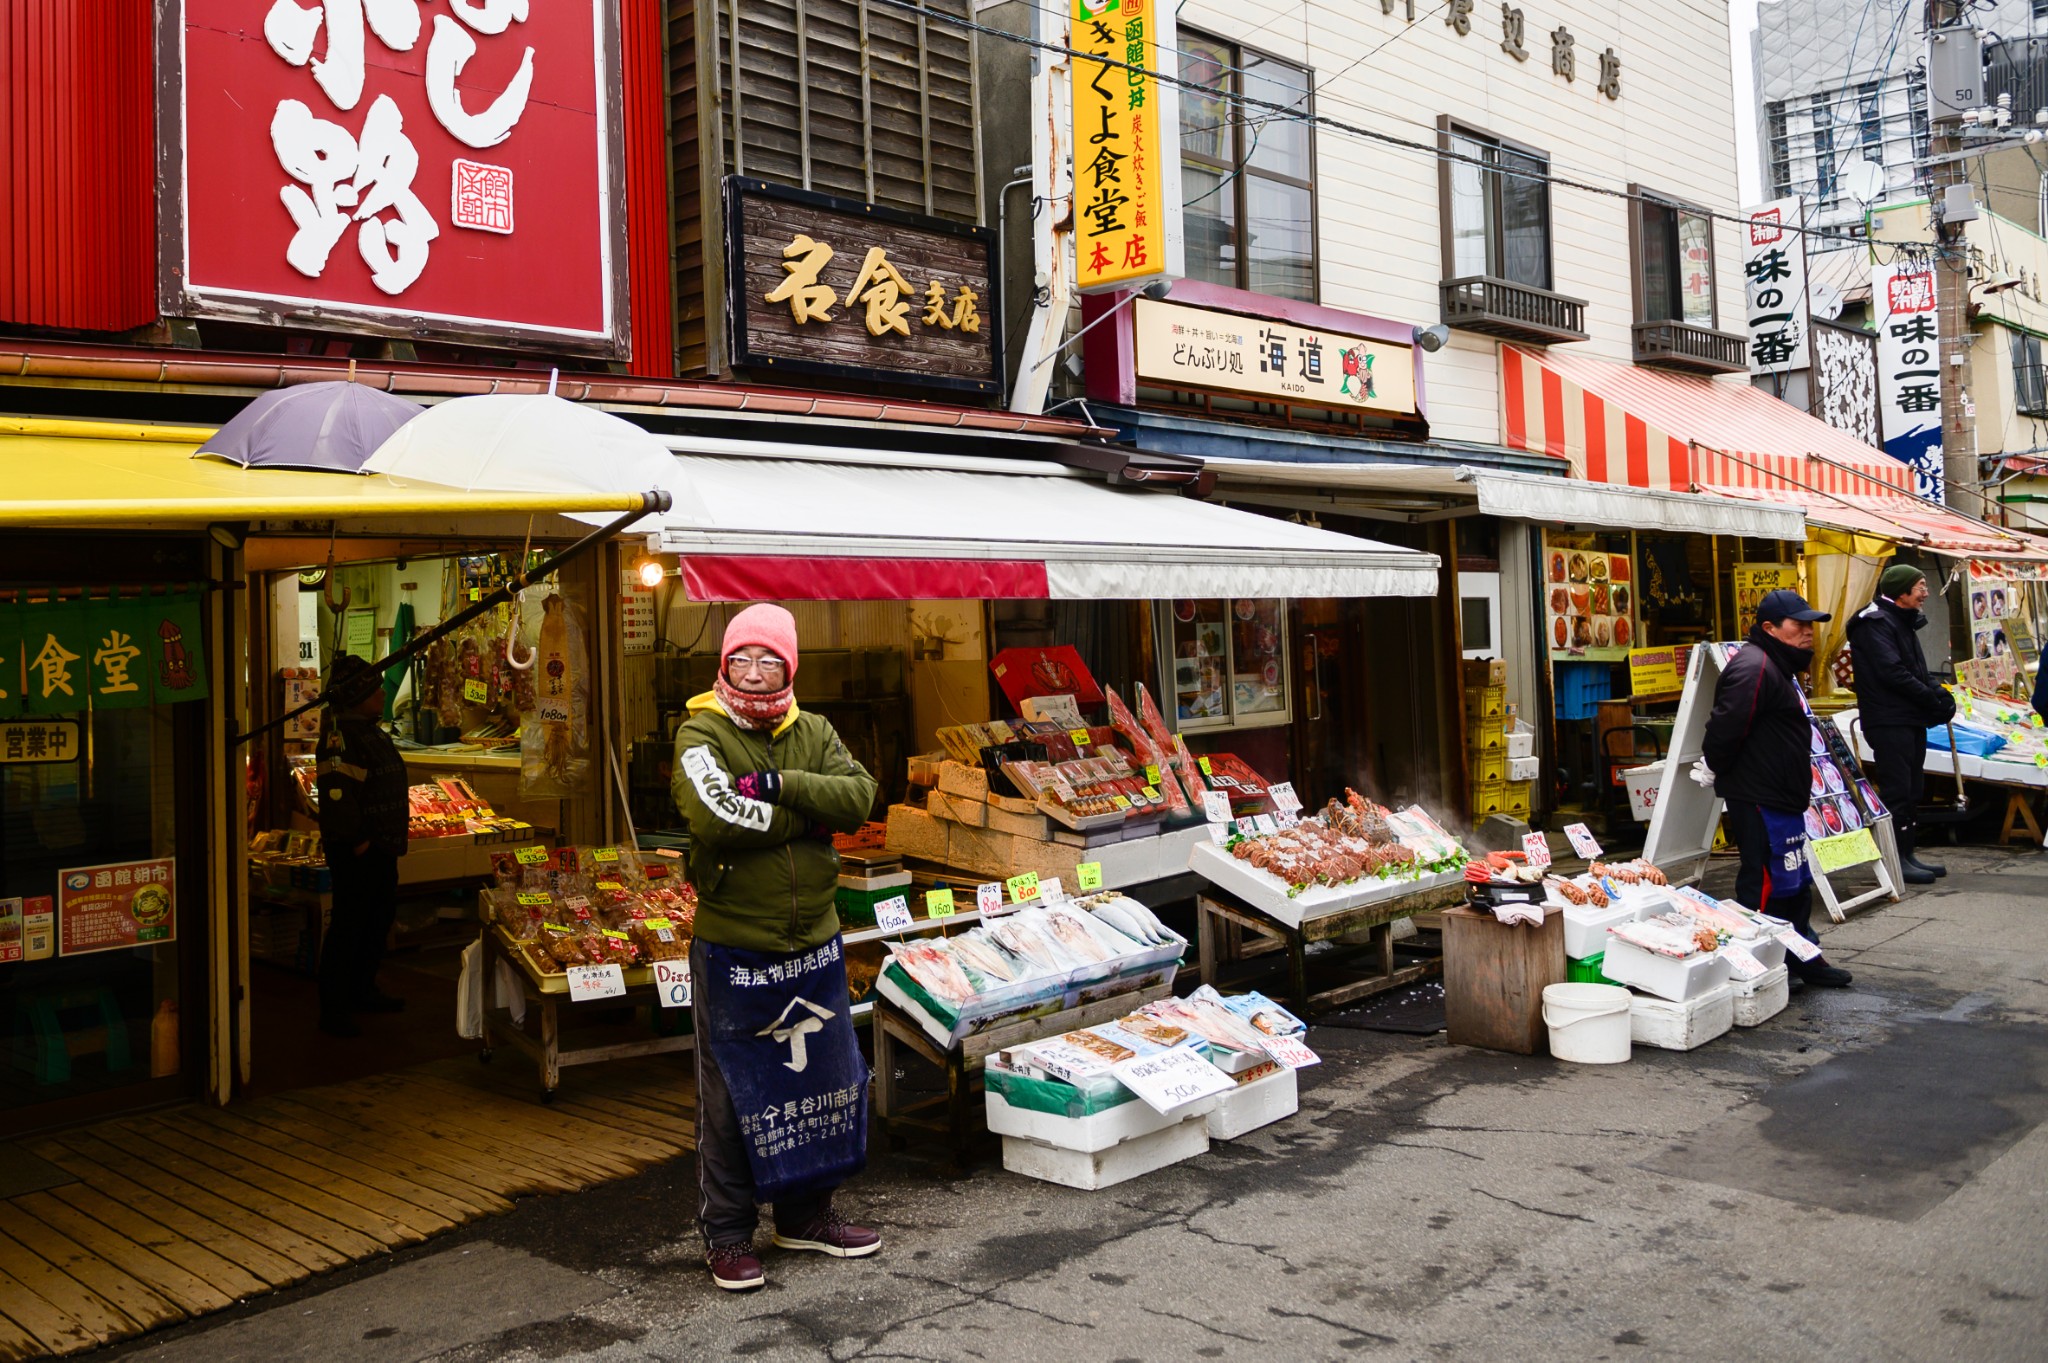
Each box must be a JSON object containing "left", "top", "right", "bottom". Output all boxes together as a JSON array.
[{"left": 1069, "top": 0, "right": 1184, "bottom": 293}]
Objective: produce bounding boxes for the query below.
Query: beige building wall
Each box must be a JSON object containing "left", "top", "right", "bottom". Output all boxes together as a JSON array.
[{"left": 1170, "top": 0, "right": 1747, "bottom": 445}]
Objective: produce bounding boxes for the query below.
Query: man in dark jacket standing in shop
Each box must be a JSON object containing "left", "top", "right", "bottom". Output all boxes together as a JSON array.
[
  {"left": 1845, "top": 563, "right": 1957, "bottom": 884},
  {"left": 314, "top": 654, "right": 411, "bottom": 1037},
  {"left": 1703, "top": 590, "right": 1852, "bottom": 988},
  {"left": 671, "top": 604, "right": 882, "bottom": 1293}
]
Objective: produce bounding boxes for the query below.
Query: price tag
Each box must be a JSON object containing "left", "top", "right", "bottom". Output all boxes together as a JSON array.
[
  {"left": 515, "top": 891, "right": 553, "bottom": 908},
  {"left": 1068, "top": 728, "right": 1092, "bottom": 747},
  {"left": 467, "top": 587, "right": 483, "bottom": 602},
  {"left": 1522, "top": 831, "right": 1553, "bottom": 869},
  {"left": 1006, "top": 871, "right": 1042, "bottom": 904},
  {"left": 1198, "top": 756, "right": 1213, "bottom": 777},
  {"left": 1202, "top": 791, "right": 1234, "bottom": 824},
  {"left": 1141, "top": 784, "right": 1162, "bottom": 801},
  {"left": 463, "top": 678, "right": 488, "bottom": 703},
  {"left": 591, "top": 847, "right": 620, "bottom": 863},
  {"left": 1207, "top": 824, "right": 1231, "bottom": 846},
  {"left": 924, "top": 888, "right": 956, "bottom": 919},
  {"left": 1810, "top": 828, "right": 1880, "bottom": 874},
  {"left": 2035, "top": 751, "right": 2047, "bottom": 769},
  {"left": 1256, "top": 814, "right": 1282, "bottom": 835},
  {"left": 596, "top": 880, "right": 625, "bottom": 892},
  {"left": 976, "top": 882, "right": 1005, "bottom": 914},
  {"left": 566, "top": 963, "right": 626, "bottom": 1002},
  {"left": 513, "top": 845, "right": 549, "bottom": 865},
  {"left": 1145, "top": 764, "right": 1162, "bottom": 785},
  {"left": 1027, "top": 1039, "right": 1115, "bottom": 1084},
  {"left": 653, "top": 959, "right": 692, "bottom": 1008},
  {"left": 1268, "top": 781, "right": 1301, "bottom": 813},
  {"left": 1777, "top": 930, "right": 1822, "bottom": 963},
  {"left": 1110, "top": 794, "right": 1132, "bottom": 810},
  {"left": 1038, "top": 877, "right": 1065, "bottom": 902},
  {"left": 1276, "top": 810, "right": 1301, "bottom": 829},
  {"left": 1075, "top": 861, "right": 1104, "bottom": 891},
  {"left": 1259, "top": 1033, "right": 1321, "bottom": 1069},
  {"left": 873, "top": 896, "right": 914, "bottom": 932},
  {"left": 1720, "top": 942, "right": 1767, "bottom": 981},
  {"left": 1111, "top": 1046, "right": 1235, "bottom": 1114},
  {"left": 1562, "top": 822, "right": 1603, "bottom": 859}
]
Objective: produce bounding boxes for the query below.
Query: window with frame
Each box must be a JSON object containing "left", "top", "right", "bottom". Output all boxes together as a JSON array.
[
  {"left": 1153, "top": 599, "right": 1290, "bottom": 732},
  {"left": 2013, "top": 331, "right": 2048, "bottom": 416},
  {"left": 1177, "top": 32, "right": 1316, "bottom": 301},
  {"left": 1442, "top": 124, "right": 1554, "bottom": 289},
  {"left": 1635, "top": 191, "right": 1716, "bottom": 327}
]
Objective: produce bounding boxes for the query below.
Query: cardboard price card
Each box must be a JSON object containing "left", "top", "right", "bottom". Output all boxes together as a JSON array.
[
  {"left": 873, "top": 896, "right": 915, "bottom": 932},
  {"left": 1006, "top": 871, "right": 1042, "bottom": 904},
  {"left": 1719, "top": 942, "right": 1767, "bottom": 981},
  {"left": 1112, "top": 1046, "right": 1236, "bottom": 1114},
  {"left": 976, "top": 882, "right": 1006, "bottom": 915},
  {"left": 924, "top": 888, "right": 956, "bottom": 919},
  {"left": 513, "top": 845, "right": 550, "bottom": 865},
  {"left": 1075, "top": 861, "right": 1104, "bottom": 892},
  {"left": 1562, "top": 822, "right": 1603, "bottom": 859},
  {"left": 653, "top": 959, "right": 692, "bottom": 1008},
  {"left": 1810, "top": 828, "right": 1880, "bottom": 874},
  {"left": 1259, "top": 1033, "right": 1321, "bottom": 1069},
  {"left": 566, "top": 963, "right": 627, "bottom": 1002},
  {"left": 1522, "top": 831, "right": 1553, "bottom": 869},
  {"left": 1202, "top": 791, "right": 1233, "bottom": 824},
  {"left": 1038, "top": 877, "right": 1065, "bottom": 903},
  {"left": 1777, "top": 930, "right": 1822, "bottom": 963},
  {"left": 1267, "top": 781, "right": 1302, "bottom": 813}
]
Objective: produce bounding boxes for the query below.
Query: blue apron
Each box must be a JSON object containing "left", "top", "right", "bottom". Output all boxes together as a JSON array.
[
  {"left": 1757, "top": 806, "right": 1812, "bottom": 900},
  {"left": 696, "top": 937, "right": 869, "bottom": 1201}
]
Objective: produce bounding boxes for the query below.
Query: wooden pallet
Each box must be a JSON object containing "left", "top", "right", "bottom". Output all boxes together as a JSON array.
[{"left": 0, "top": 1055, "right": 696, "bottom": 1360}]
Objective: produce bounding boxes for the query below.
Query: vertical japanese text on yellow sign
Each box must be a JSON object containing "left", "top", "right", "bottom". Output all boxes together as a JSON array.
[{"left": 1071, "top": 0, "right": 1181, "bottom": 292}]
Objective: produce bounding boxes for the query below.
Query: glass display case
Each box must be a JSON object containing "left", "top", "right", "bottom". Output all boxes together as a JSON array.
[{"left": 1155, "top": 598, "right": 1291, "bottom": 732}]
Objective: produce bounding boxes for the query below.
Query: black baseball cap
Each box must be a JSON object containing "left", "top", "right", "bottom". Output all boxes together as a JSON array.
[{"left": 1757, "top": 589, "right": 1831, "bottom": 624}]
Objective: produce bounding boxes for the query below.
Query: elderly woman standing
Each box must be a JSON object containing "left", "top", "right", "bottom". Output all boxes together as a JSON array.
[{"left": 670, "top": 604, "right": 881, "bottom": 1293}]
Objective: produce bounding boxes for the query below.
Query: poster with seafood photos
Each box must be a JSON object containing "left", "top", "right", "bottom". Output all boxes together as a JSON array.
[
  {"left": 1965, "top": 562, "right": 2037, "bottom": 682},
  {"left": 1543, "top": 532, "right": 1636, "bottom": 662}
]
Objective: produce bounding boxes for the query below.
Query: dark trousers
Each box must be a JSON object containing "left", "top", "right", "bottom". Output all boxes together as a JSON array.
[
  {"left": 1724, "top": 799, "right": 1824, "bottom": 973},
  {"left": 1864, "top": 724, "right": 1929, "bottom": 855},
  {"left": 689, "top": 937, "right": 833, "bottom": 1251},
  {"left": 319, "top": 849, "right": 399, "bottom": 1020}
]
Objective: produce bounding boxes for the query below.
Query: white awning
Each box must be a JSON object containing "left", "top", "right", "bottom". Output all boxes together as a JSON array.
[
  {"left": 1200, "top": 459, "right": 1807, "bottom": 540},
  {"left": 643, "top": 456, "right": 1438, "bottom": 601}
]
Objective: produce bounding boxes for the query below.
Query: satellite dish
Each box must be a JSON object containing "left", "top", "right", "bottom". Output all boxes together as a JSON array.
[
  {"left": 1841, "top": 156, "right": 1887, "bottom": 206},
  {"left": 1810, "top": 281, "right": 1845, "bottom": 321}
]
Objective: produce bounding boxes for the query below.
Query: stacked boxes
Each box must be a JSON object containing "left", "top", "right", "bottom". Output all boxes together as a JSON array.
[{"left": 1462, "top": 659, "right": 1535, "bottom": 822}]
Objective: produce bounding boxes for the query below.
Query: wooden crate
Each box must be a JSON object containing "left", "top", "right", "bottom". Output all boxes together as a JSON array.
[{"left": 1442, "top": 903, "right": 1565, "bottom": 1055}]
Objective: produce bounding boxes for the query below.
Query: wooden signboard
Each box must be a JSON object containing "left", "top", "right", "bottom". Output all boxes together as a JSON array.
[{"left": 725, "top": 177, "right": 1000, "bottom": 395}]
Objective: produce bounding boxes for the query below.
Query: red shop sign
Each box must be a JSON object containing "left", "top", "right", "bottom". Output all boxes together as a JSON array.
[{"left": 161, "top": 0, "right": 627, "bottom": 352}]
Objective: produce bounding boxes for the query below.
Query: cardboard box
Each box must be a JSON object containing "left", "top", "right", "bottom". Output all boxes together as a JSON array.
[
  {"left": 883, "top": 803, "right": 949, "bottom": 863},
  {"left": 938, "top": 761, "right": 991, "bottom": 802},
  {"left": 1463, "top": 658, "right": 1507, "bottom": 688}
]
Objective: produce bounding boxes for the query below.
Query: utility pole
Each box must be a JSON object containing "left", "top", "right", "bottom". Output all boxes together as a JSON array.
[{"left": 1926, "top": 0, "right": 1985, "bottom": 519}]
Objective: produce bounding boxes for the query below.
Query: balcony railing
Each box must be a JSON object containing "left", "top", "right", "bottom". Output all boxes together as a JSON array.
[
  {"left": 1439, "top": 275, "right": 1589, "bottom": 345},
  {"left": 1631, "top": 320, "right": 1750, "bottom": 375}
]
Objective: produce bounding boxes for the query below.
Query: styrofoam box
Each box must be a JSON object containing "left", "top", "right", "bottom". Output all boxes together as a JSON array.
[
  {"left": 1600, "top": 936, "right": 1734, "bottom": 1003},
  {"left": 1732, "top": 965, "right": 1789, "bottom": 1027},
  {"left": 1205, "top": 1065, "right": 1298, "bottom": 1140},
  {"left": 1507, "top": 755, "right": 1541, "bottom": 782},
  {"left": 986, "top": 1086, "right": 1212, "bottom": 1153},
  {"left": 1506, "top": 726, "right": 1534, "bottom": 760},
  {"left": 1562, "top": 902, "right": 1635, "bottom": 960},
  {"left": 1001, "top": 1113, "right": 1211, "bottom": 1189},
  {"left": 1731, "top": 932, "right": 1787, "bottom": 971},
  {"left": 1186, "top": 840, "right": 1466, "bottom": 928},
  {"left": 1630, "top": 981, "right": 1736, "bottom": 1051}
]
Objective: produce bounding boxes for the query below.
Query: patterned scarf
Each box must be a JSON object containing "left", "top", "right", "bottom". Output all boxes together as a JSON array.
[{"left": 714, "top": 674, "right": 794, "bottom": 730}]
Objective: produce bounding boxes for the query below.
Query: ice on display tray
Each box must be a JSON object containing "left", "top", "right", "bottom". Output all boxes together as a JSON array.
[{"left": 1186, "top": 840, "right": 1466, "bottom": 927}]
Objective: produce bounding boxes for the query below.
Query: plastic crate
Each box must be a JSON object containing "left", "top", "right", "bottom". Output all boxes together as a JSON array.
[
  {"left": 1565, "top": 953, "right": 1610, "bottom": 984},
  {"left": 1466, "top": 750, "right": 1506, "bottom": 785},
  {"left": 1553, "top": 661, "right": 1615, "bottom": 722}
]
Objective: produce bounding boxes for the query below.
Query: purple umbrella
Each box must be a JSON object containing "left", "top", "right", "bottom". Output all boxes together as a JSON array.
[{"left": 195, "top": 382, "right": 427, "bottom": 474}]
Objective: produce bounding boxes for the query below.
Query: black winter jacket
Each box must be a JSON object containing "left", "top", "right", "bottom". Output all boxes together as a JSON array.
[
  {"left": 1845, "top": 596, "right": 1955, "bottom": 729},
  {"left": 1703, "top": 628, "right": 1816, "bottom": 814},
  {"left": 316, "top": 711, "right": 411, "bottom": 858}
]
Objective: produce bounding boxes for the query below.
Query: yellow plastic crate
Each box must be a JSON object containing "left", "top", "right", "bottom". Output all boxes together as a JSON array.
[
  {"left": 1469, "top": 777, "right": 1506, "bottom": 816},
  {"left": 1504, "top": 780, "right": 1533, "bottom": 817},
  {"left": 1466, "top": 750, "right": 1506, "bottom": 785},
  {"left": 1469, "top": 716, "right": 1506, "bottom": 751},
  {"left": 1463, "top": 685, "right": 1506, "bottom": 719}
]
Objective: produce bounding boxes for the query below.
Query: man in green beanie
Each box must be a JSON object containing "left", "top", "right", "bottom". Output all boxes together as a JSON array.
[{"left": 1846, "top": 562, "right": 1956, "bottom": 883}]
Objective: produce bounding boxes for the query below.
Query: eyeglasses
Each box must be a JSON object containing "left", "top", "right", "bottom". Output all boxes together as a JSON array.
[{"left": 727, "top": 653, "right": 787, "bottom": 676}]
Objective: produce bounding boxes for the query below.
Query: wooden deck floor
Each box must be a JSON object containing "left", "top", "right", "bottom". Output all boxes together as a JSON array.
[{"left": 0, "top": 1056, "right": 696, "bottom": 1360}]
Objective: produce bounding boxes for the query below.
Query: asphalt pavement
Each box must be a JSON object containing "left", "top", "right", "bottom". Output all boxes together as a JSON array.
[{"left": 104, "top": 846, "right": 2048, "bottom": 1363}]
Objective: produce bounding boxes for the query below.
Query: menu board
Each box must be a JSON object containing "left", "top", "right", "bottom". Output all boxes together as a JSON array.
[
  {"left": 1731, "top": 563, "right": 1799, "bottom": 629},
  {"left": 1543, "top": 532, "right": 1636, "bottom": 662}
]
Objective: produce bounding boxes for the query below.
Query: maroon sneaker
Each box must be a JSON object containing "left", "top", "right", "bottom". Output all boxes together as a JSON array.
[
  {"left": 707, "top": 1243, "right": 766, "bottom": 1291},
  {"left": 772, "top": 1208, "right": 881, "bottom": 1258}
]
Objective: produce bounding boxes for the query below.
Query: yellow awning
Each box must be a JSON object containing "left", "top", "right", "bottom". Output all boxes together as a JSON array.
[{"left": 0, "top": 418, "right": 659, "bottom": 527}]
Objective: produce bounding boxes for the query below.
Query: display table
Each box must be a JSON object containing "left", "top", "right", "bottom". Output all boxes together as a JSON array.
[
  {"left": 476, "top": 926, "right": 693, "bottom": 1102},
  {"left": 869, "top": 981, "right": 1173, "bottom": 1157},
  {"left": 1194, "top": 878, "right": 1466, "bottom": 1015}
]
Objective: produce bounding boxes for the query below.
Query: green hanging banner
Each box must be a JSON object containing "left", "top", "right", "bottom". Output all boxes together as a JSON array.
[
  {"left": 19, "top": 599, "right": 93, "bottom": 716},
  {"left": 85, "top": 597, "right": 154, "bottom": 711},
  {"left": 142, "top": 592, "right": 209, "bottom": 705},
  {"left": 0, "top": 602, "right": 22, "bottom": 720}
]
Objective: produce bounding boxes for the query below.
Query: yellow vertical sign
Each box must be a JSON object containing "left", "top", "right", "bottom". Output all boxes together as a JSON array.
[{"left": 1071, "top": 0, "right": 1182, "bottom": 293}]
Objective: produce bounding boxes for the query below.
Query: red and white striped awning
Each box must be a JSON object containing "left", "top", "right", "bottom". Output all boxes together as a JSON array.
[{"left": 1501, "top": 346, "right": 1913, "bottom": 497}]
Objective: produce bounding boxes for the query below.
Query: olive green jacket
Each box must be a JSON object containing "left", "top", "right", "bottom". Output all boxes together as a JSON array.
[{"left": 669, "top": 692, "right": 878, "bottom": 954}]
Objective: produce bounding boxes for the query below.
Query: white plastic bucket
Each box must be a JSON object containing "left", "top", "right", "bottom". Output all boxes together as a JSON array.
[{"left": 1542, "top": 983, "right": 1633, "bottom": 1064}]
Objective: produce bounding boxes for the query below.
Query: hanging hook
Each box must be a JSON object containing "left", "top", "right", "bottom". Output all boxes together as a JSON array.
[
  {"left": 321, "top": 522, "right": 352, "bottom": 616},
  {"left": 506, "top": 588, "right": 536, "bottom": 671}
]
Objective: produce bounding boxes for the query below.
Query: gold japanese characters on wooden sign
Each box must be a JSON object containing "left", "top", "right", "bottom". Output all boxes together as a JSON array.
[{"left": 726, "top": 178, "right": 1000, "bottom": 394}]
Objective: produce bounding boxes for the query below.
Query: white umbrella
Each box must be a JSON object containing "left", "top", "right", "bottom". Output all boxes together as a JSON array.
[{"left": 363, "top": 393, "right": 698, "bottom": 525}]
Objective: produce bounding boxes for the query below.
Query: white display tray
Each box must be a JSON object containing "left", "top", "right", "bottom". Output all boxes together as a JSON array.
[
  {"left": 1600, "top": 935, "right": 1734, "bottom": 1003},
  {"left": 1185, "top": 841, "right": 1464, "bottom": 928}
]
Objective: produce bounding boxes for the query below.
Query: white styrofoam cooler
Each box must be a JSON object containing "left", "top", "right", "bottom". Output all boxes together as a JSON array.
[
  {"left": 1732, "top": 965, "right": 1789, "bottom": 1027},
  {"left": 1561, "top": 902, "right": 1635, "bottom": 960},
  {"left": 985, "top": 1086, "right": 1213, "bottom": 1153},
  {"left": 1629, "top": 981, "right": 1736, "bottom": 1051},
  {"left": 1600, "top": 936, "right": 1733, "bottom": 1002},
  {"left": 1204, "top": 1065, "right": 1299, "bottom": 1139},
  {"left": 1506, "top": 723, "right": 1534, "bottom": 759},
  {"left": 1621, "top": 761, "right": 1667, "bottom": 823},
  {"left": 1000, "top": 1114, "right": 1211, "bottom": 1189},
  {"left": 1731, "top": 932, "right": 1787, "bottom": 970},
  {"left": 1507, "top": 755, "right": 1541, "bottom": 782}
]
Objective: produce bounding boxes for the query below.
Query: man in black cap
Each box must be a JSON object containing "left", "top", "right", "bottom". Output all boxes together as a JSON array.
[
  {"left": 1702, "top": 589, "right": 1852, "bottom": 988},
  {"left": 1845, "top": 562, "right": 1956, "bottom": 884},
  {"left": 314, "top": 653, "right": 411, "bottom": 1036}
]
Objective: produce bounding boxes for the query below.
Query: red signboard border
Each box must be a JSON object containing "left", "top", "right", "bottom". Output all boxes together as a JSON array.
[{"left": 154, "top": 0, "right": 631, "bottom": 356}]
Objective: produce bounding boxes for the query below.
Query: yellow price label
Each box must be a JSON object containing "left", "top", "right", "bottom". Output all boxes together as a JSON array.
[
  {"left": 1198, "top": 756, "right": 1213, "bottom": 776},
  {"left": 1005, "top": 871, "right": 1041, "bottom": 903},
  {"left": 1145, "top": 764, "right": 1161, "bottom": 785},
  {"left": 1110, "top": 794, "right": 1131, "bottom": 810},
  {"left": 541, "top": 921, "right": 569, "bottom": 932},
  {"left": 1142, "top": 785, "right": 1161, "bottom": 801},
  {"left": 1069, "top": 728, "right": 1092, "bottom": 747},
  {"left": 463, "top": 678, "right": 487, "bottom": 703},
  {"left": 596, "top": 880, "right": 625, "bottom": 892},
  {"left": 601, "top": 928, "right": 629, "bottom": 941},
  {"left": 591, "top": 847, "right": 620, "bottom": 863},
  {"left": 516, "top": 892, "right": 553, "bottom": 907},
  {"left": 2035, "top": 751, "right": 2047, "bottom": 769},
  {"left": 467, "top": 587, "right": 483, "bottom": 602},
  {"left": 644, "top": 917, "right": 673, "bottom": 930},
  {"left": 513, "top": 845, "right": 549, "bottom": 865},
  {"left": 2032, "top": 713, "right": 2044, "bottom": 729},
  {"left": 1075, "top": 861, "right": 1103, "bottom": 891},
  {"left": 925, "top": 888, "right": 956, "bottom": 919}
]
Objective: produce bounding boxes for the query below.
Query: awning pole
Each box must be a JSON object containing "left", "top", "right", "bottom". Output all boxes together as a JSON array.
[
  {"left": 233, "top": 491, "right": 672, "bottom": 748},
  {"left": 1697, "top": 444, "right": 1924, "bottom": 541},
  {"left": 1806, "top": 452, "right": 2038, "bottom": 550}
]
